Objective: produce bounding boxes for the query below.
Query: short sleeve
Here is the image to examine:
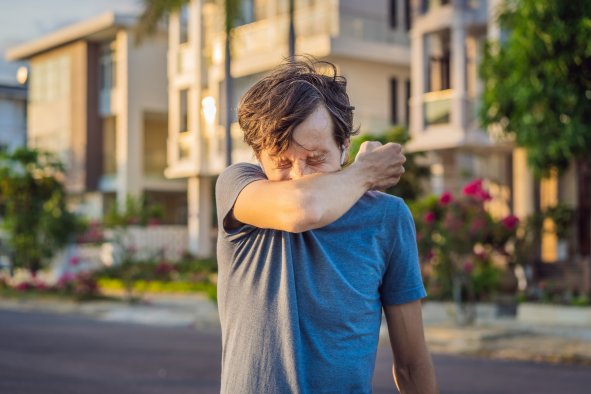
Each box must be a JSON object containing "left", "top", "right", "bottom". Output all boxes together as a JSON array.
[
  {"left": 215, "top": 163, "right": 266, "bottom": 236},
  {"left": 380, "top": 199, "right": 427, "bottom": 306}
]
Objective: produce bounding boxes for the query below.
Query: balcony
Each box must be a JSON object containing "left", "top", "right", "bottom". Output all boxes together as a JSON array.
[
  {"left": 339, "top": 10, "right": 409, "bottom": 46},
  {"left": 423, "top": 89, "right": 453, "bottom": 127},
  {"left": 230, "top": 1, "right": 337, "bottom": 60}
]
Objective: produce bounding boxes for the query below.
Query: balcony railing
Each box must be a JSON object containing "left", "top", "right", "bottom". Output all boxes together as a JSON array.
[
  {"left": 339, "top": 12, "right": 409, "bottom": 46},
  {"left": 230, "top": 1, "right": 337, "bottom": 58},
  {"left": 423, "top": 89, "right": 453, "bottom": 127}
]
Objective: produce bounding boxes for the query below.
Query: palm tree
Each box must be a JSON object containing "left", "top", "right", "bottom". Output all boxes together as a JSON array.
[{"left": 288, "top": 0, "right": 295, "bottom": 59}]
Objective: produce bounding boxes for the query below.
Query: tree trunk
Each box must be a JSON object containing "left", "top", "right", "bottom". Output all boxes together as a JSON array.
[{"left": 224, "top": 33, "right": 233, "bottom": 166}]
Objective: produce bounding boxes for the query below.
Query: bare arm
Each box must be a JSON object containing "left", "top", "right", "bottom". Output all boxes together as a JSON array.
[
  {"left": 384, "top": 301, "right": 438, "bottom": 394},
  {"left": 233, "top": 142, "right": 405, "bottom": 232}
]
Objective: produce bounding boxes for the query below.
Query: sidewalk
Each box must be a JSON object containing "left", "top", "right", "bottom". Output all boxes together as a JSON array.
[{"left": 2, "top": 294, "right": 591, "bottom": 365}]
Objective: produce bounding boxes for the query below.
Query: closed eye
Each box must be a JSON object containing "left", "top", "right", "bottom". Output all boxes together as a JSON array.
[{"left": 307, "top": 158, "right": 325, "bottom": 166}]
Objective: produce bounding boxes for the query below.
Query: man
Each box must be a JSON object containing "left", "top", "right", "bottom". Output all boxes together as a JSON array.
[{"left": 215, "top": 58, "right": 438, "bottom": 393}]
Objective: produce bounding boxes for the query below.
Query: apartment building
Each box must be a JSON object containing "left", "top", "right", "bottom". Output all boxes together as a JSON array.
[
  {"left": 408, "top": 0, "right": 590, "bottom": 271},
  {"left": 0, "top": 83, "right": 27, "bottom": 153},
  {"left": 6, "top": 12, "right": 187, "bottom": 224},
  {"left": 165, "top": 0, "right": 415, "bottom": 256}
]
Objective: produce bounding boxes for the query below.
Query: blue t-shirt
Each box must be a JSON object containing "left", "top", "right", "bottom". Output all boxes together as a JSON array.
[{"left": 215, "top": 163, "right": 426, "bottom": 394}]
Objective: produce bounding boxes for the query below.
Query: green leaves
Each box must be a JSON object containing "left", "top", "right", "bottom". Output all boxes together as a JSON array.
[
  {"left": 0, "top": 148, "right": 80, "bottom": 274},
  {"left": 479, "top": 0, "right": 591, "bottom": 175}
]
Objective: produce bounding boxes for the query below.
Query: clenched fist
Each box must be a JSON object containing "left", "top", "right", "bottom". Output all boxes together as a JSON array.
[{"left": 352, "top": 141, "right": 406, "bottom": 191}]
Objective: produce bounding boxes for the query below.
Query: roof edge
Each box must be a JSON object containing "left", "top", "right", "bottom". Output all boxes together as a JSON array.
[{"left": 5, "top": 11, "right": 138, "bottom": 61}]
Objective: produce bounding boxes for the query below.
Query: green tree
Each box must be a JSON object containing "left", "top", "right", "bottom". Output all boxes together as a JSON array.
[
  {"left": 479, "top": 0, "right": 591, "bottom": 174},
  {"left": 0, "top": 148, "right": 81, "bottom": 275},
  {"left": 348, "top": 126, "right": 430, "bottom": 201}
]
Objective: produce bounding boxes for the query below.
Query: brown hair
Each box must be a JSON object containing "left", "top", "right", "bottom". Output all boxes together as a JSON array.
[{"left": 237, "top": 56, "right": 358, "bottom": 156}]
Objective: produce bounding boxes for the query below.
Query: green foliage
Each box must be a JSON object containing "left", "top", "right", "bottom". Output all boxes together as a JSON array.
[
  {"left": 0, "top": 148, "right": 83, "bottom": 274},
  {"left": 135, "top": 0, "right": 189, "bottom": 43},
  {"left": 348, "top": 126, "right": 430, "bottom": 201},
  {"left": 96, "top": 254, "right": 218, "bottom": 302},
  {"left": 479, "top": 0, "right": 591, "bottom": 174},
  {"left": 544, "top": 203, "right": 575, "bottom": 239},
  {"left": 103, "top": 194, "right": 164, "bottom": 228}
]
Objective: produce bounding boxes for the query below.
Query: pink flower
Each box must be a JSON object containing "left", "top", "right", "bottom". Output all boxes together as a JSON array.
[
  {"left": 470, "top": 217, "right": 486, "bottom": 232},
  {"left": 475, "top": 189, "right": 492, "bottom": 201},
  {"left": 462, "top": 179, "right": 484, "bottom": 196},
  {"left": 439, "top": 192, "right": 453, "bottom": 205},
  {"left": 15, "top": 282, "right": 31, "bottom": 291},
  {"left": 501, "top": 214, "right": 520, "bottom": 230},
  {"left": 69, "top": 256, "right": 80, "bottom": 266},
  {"left": 148, "top": 218, "right": 161, "bottom": 227},
  {"left": 463, "top": 261, "right": 474, "bottom": 274},
  {"left": 424, "top": 211, "right": 436, "bottom": 223},
  {"left": 426, "top": 250, "right": 435, "bottom": 261}
]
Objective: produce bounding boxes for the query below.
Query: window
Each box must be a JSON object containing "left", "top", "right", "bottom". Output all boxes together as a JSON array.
[
  {"left": 29, "top": 55, "right": 70, "bottom": 103},
  {"left": 99, "top": 42, "right": 116, "bottom": 91},
  {"left": 180, "top": 5, "right": 189, "bottom": 43},
  {"left": 405, "top": 80, "right": 411, "bottom": 125},
  {"left": 179, "top": 89, "right": 189, "bottom": 132},
  {"left": 102, "top": 116, "right": 117, "bottom": 176},
  {"left": 404, "top": 0, "right": 412, "bottom": 30},
  {"left": 390, "top": 78, "right": 398, "bottom": 125},
  {"left": 143, "top": 113, "right": 168, "bottom": 178},
  {"left": 389, "top": 0, "right": 398, "bottom": 29}
]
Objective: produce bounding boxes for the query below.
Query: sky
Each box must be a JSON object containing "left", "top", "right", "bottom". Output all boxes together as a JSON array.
[{"left": 0, "top": 0, "right": 141, "bottom": 84}]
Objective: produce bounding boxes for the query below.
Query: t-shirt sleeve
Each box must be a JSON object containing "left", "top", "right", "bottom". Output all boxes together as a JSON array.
[
  {"left": 380, "top": 198, "right": 427, "bottom": 306},
  {"left": 215, "top": 163, "right": 266, "bottom": 237}
]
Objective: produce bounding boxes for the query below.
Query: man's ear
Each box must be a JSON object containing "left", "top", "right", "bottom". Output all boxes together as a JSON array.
[{"left": 340, "top": 139, "right": 351, "bottom": 166}]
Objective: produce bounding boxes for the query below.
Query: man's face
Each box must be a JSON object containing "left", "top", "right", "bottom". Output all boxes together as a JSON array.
[{"left": 258, "top": 105, "right": 347, "bottom": 181}]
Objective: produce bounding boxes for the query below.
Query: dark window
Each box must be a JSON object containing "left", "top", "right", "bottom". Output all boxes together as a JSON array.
[
  {"left": 405, "top": 80, "right": 411, "bottom": 125},
  {"left": 390, "top": 78, "right": 399, "bottom": 125},
  {"left": 389, "top": 0, "right": 398, "bottom": 29},
  {"left": 404, "top": 0, "right": 412, "bottom": 31}
]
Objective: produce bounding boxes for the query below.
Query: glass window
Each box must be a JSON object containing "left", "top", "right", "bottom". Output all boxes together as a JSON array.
[
  {"left": 100, "top": 41, "right": 117, "bottom": 91},
  {"left": 180, "top": 5, "right": 189, "bottom": 43},
  {"left": 179, "top": 89, "right": 189, "bottom": 132},
  {"left": 143, "top": 113, "right": 168, "bottom": 178},
  {"left": 102, "top": 116, "right": 117, "bottom": 176}
]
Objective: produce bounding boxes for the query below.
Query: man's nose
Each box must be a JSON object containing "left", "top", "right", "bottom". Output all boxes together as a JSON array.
[{"left": 289, "top": 161, "right": 307, "bottom": 179}]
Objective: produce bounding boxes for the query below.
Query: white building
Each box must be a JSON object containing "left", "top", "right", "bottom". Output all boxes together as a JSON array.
[
  {"left": 5, "top": 12, "right": 187, "bottom": 225},
  {"left": 166, "top": 0, "right": 415, "bottom": 256},
  {"left": 0, "top": 83, "right": 27, "bottom": 153},
  {"left": 407, "top": 0, "right": 590, "bottom": 270}
]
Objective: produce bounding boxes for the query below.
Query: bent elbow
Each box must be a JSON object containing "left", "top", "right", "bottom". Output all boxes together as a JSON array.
[{"left": 283, "top": 193, "right": 322, "bottom": 233}]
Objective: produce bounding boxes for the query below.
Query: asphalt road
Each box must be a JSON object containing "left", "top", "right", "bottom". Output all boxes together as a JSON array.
[{"left": 1, "top": 309, "right": 590, "bottom": 394}]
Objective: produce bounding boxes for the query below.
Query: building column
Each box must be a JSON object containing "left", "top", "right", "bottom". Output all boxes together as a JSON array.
[
  {"left": 451, "top": 21, "right": 467, "bottom": 131},
  {"left": 187, "top": 176, "right": 212, "bottom": 257},
  {"left": 115, "top": 30, "right": 141, "bottom": 207},
  {"left": 512, "top": 148, "right": 534, "bottom": 218}
]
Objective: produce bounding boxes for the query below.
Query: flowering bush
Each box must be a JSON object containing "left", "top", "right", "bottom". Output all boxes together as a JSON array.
[{"left": 412, "top": 179, "right": 520, "bottom": 301}]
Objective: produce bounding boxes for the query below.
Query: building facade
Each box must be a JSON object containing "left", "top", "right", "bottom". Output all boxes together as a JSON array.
[
  {"left": 166, "top": 0, "right": 415, "bottom": 256},
  {"left": 408, "top": 0, "right": 590, "bottom": 278},
  {"left": 6, "top": 12, "right": 187, "bottom": 224}
]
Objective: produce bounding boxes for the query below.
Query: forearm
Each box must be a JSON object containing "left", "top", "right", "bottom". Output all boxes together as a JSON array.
[
  {"left": 393, "top": 357, "right": 438, "bottom": 394},
  {"left": 293, "top": 163, "right": 369, "bottom": 231}
]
